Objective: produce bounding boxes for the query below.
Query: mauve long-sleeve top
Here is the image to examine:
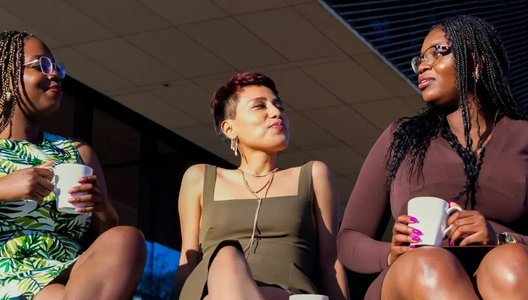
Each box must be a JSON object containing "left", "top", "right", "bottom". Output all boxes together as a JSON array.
[{"left": 338, "top": 116, "right": 528, "bottom": 274}]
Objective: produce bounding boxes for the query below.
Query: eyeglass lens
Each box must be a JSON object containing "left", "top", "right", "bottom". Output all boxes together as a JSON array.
[
  {"left": 412, "top": 47, "right": 435, "bottom": 73},
  {"left": 39, "top": 56, "right": 66, "bottom": 79}
]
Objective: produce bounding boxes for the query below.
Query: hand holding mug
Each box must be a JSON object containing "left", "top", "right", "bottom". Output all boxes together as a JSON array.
[
  {"left": 447, "top": 209, "right": 497, "bottom": 246},
  {"left": 54, "top": 163, "right": 94, "bottom": 213},
  {"left": 67, "top": 174, "right": 106, "bottom": 213},
  {"left": 0, "top": 161, "right": 54, "bottom": 203},
  {"left": 407, "top": 196, "right": 462, "bottom": 247},
  {"left": 388, "top": 214, "right": 421, "bottom": 266}
]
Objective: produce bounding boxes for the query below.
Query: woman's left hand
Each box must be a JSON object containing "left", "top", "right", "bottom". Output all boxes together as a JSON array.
[
  {"left": 447, "top": 210, "right": 497, "bottom": 246},
  {"left": 67, "top": 175, "right": 110, "bottom": 214}
]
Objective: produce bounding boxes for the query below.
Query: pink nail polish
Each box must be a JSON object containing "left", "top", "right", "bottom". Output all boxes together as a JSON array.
[
  {"left": 68, "top": 198, "right": 75, "bottom": 203},
  {"left": 409, "top": 216, "right": 418, "bottom": 223},
  {"left": 78, "top": 177, "right": 85, "bottom": 183},
  {"left": 412, "top": 235, "right": 421, "bottom": 242},
  {"left": 409, "top": 244, "right": 416, "bottom": 249},
  {"left": 412, "top": 228, "right": 423, "bottom": 235},
  {"left": 449, "top": 240, "right": 454, "bottom": 246}
]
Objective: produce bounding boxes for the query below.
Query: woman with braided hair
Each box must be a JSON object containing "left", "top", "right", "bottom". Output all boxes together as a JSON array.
[
  {"left": 0, "top": 31, "right": 146, "bottom": 299},
  {"left": 338, "top": 15, "right": 528, "bottom": 299}
]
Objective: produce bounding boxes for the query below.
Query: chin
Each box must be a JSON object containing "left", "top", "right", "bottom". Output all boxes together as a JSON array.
[{"left": 41, "top": 103, "right": 61, "bottom": 116}]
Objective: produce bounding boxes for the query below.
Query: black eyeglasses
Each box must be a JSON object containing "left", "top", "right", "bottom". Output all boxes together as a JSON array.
[
  {"left": 23, "top": 56, "right": 66, "bottom": 79},
  {"left": 411, "top": 44, "right": 452, "bottom": 74}
]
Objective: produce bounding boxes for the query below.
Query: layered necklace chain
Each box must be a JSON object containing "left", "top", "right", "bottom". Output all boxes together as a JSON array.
[{"left": 238, "top": 167, "right": 278, "bottom": 255}]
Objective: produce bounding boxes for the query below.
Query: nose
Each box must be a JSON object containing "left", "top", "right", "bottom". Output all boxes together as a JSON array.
[
  {"left": 417, "top": 60, "right": 431, "bottom": 74},
  {"left": 47, "top": 68, "right": 61, "bottom": 80},
  {"left": 268, "top": 103, "right": 282, "bottom": 118}
]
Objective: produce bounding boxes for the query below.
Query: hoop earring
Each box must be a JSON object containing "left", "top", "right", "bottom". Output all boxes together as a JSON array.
[{"left": 230, "top": 138, "right": 238, "bottom": 157}]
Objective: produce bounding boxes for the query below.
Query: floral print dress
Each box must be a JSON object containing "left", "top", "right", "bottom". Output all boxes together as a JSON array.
[{"left": 0, "top": 133, "right": 91, "bottom": 299}]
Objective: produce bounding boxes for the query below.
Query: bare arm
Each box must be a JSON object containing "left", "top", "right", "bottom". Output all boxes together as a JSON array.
[
  {"left": 312, "top": 161, "right": 349, "bottom": 300},
  {"left": 76, "top": 141, "right": 118, "bottom": 234},
  {"left": 172, "top": 164, "right": 204, "bottom": 297}
]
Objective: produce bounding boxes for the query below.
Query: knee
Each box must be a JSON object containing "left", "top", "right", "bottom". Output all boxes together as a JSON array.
[
  {"left": 214, "top": 246, "right": 243, "bottom": 265},
  {"left": 210, "top": 245, "right": 245, "bottom": 273},
  {"left": 390, "top": 247, "right": 463, "bottom": 289},
  {"left": 100, "top": 226, "right": 146, "bottom": 261},
  {"left": 479, "top": 244, "right": 528, "bottom": 290}
]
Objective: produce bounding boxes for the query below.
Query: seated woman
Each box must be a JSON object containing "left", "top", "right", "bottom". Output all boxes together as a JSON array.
[
  {"left": 337, "top": 15, "right": 528, "bottom": 299},
  {"left": 173, "top": 72, "right": 349, "bottom": 300},
  {"left": 0, "top": 31, "right": 146, "bottom": 299}
]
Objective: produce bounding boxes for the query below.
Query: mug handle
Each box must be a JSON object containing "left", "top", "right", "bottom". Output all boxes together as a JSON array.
[{"left": 443, "top": 206, "right": 463, "bottom": 237}]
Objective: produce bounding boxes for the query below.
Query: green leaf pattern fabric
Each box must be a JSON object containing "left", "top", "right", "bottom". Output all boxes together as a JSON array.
[{"left": 0, "top": 133, "right": 91, "bottom": 299}]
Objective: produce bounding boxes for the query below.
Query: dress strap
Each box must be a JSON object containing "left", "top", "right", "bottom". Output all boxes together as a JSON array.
[
  {"left": 298, "top": 161, "right": 314, "bottom": 203},
  {"left": 202, "top": 164, "right": 217, "bottom": 207}
]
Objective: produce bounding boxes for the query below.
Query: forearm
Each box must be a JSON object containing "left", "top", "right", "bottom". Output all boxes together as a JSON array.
[
  {"left": 90, "top": 204, "right": 119, "bottom": 234},
  {"left": 337, "top": 230, "right": 391, "bottom": 273},
  {"left": 489, "top": 220, "right": 528, "bottom": 245},
  {"left": 320, "top": 260, "right": 349, "bottom": 300}
]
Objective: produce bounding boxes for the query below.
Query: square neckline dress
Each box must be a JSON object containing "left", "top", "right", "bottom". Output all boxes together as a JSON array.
[{"left": 178, "top": 161, "right": 321, "bottom": 299}]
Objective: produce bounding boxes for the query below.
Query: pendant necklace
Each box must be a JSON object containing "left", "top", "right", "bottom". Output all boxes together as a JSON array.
[{"left": 238, "top": 167, "right": 278, "bottom": 256}]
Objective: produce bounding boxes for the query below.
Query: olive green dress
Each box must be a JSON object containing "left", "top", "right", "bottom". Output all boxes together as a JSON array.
[
  {"left": 179, "top": 161, "right": 319, "bottom": 299},
  {"left": 0, "top": 133, "right": 91, "bottom": 299}
]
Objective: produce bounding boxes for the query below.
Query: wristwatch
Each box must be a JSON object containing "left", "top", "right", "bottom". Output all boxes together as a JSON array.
[{"left": 496, "top": 232, "right": 517, "bottom": 245}]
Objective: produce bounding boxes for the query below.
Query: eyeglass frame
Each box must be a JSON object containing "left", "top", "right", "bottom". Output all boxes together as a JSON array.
[
  {"left": 23, "top": 56, "right": 66, "bottom": 79},
  {"left": 411, "top": 44, "right": 452, "bottom": 74}
]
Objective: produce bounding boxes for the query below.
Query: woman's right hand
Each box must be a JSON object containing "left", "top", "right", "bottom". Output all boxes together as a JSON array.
[
  {"left": 388, "top": 214, "right": 422, "bottom": 266},
  {"left": 0, "top": 161, "right": 55, "bottom": 203}
]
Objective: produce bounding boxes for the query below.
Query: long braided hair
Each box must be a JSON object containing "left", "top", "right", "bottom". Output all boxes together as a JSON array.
[
  {"left": 0, "top": 31, "right": 31, "bottom": 133},
  {"left": 386, "top": 15, "right": 527, "bottom": 209}
]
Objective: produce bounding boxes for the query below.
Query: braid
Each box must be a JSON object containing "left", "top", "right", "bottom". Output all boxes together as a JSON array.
[
  {"left": 0, "top": 31, "right": 30, "bottom": 133},
  {"left": 386, "top": 15, "right": 528, "bottom": 209}
]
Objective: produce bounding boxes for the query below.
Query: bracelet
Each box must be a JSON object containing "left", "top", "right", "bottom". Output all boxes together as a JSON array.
[{"left": 496, "top": 232, "right": 517, "bottom": 245}]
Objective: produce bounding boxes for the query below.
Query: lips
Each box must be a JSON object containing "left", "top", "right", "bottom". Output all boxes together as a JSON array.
[
  {"left": 46, "top": 85, "right": 62, "bottom": 93},
  {"left": 417, "top": 77, "right": 434, "bottom": 90},
  {"left": 269, "top": 122, "right": 286, "bottom": 131}
]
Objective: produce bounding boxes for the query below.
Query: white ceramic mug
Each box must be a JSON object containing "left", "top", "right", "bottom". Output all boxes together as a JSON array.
[
  {"left": 53, "top": 163, "right": 93, "bottom": 214},
  {"left": 289, "top": 295, "right": 329, "bottom": 300},
  {"left": 407, "top": 196, "right": 462, "bottom": 246}
]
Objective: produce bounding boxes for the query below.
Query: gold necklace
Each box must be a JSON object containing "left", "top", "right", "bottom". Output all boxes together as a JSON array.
[
  {"left": 239, "top": 168, "right": 278, "bottom": 255},
  {"left": 239, "top": 168, "right": 276, "bottom": 194},
  {"left": 237, "top": 166, "right": 279, "bottom": 178}
]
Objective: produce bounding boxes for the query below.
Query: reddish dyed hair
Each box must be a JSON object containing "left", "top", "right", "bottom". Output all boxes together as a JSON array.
[{"left": 211, "top": 72, "right": 279, "bottom": 140}]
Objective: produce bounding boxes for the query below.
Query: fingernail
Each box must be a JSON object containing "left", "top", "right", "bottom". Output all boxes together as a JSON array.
[
  {"left": 412, "top": 235, "right": 421, "bottom": 242},
  {"left": 68, "top": 188, "right": 76, "bottom": 194},
  {"left": 411, "top": 228, "right": 423, "bottom": 235},
  {"left": 409, "top": 216, "right": 418, "bottom": 223},
  {"left": 409, "top": 244, "right": 416, "bottom": 249},
  {"left": 68, "top": 198, "right": 76, "bottom": 203},
  {"left": 78, "top": 177, "right": 85, "bottom": 183},
  {"left": 449, "top": 240, "right": 454, "bottom": 246},
  {"left": 75, "top": 208, "right": 84, "bottom": 213}
]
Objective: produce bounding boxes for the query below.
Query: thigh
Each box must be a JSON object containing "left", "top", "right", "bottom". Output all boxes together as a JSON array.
[
  {"left": 70, "top": 226, "right": 145, "bottom": 275},
  {"left": 260, "top": 286, "right": 290, "bottom": 300},
  {"left": 34, "top": 283, "right": 65, "bottom": 300}
]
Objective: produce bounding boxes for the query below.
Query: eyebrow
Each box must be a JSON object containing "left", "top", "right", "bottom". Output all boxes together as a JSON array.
[{"left": 249, "top": 96, "right": 268, "bottom": 102}]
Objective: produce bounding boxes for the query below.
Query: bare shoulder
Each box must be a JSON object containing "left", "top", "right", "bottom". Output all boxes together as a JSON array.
[
  {"left": 310, "top": 160, "right": 332, "bottom": 180},
  {"left": 182, "top": 164, "right": 207, "bottom": 186}
]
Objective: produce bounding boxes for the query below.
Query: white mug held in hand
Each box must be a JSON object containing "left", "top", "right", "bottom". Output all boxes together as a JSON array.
[
  {"left": 290, "top": 295, "right": 329, "bottom": 300},
  {"left": 54, "top": 163, "right": 93, "bottom": 214},
  {"left": 407, "top": 196, "right": 462, "bottom": 246}
]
